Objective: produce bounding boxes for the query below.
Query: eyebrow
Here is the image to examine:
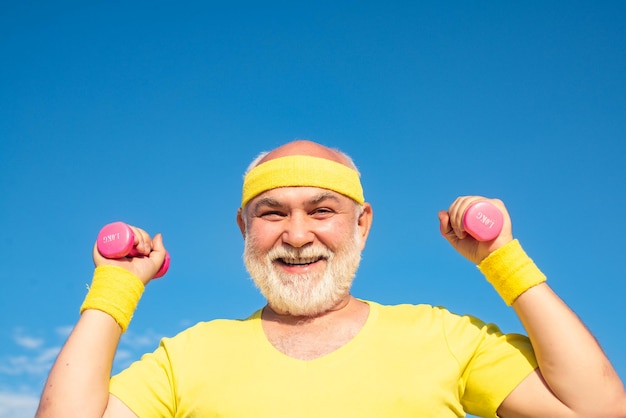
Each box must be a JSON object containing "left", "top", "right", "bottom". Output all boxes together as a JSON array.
[
  {"left": 309, "top": 191, "right": 341, "bottom": 204},
  {"left": 252, "top": 191, "right": 341, "bottom": 212},
  {"left": 252, "top": 197, "right": 282, "bottom": 212}
]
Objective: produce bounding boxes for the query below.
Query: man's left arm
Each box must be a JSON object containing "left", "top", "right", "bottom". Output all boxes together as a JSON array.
[
  {"left": 439, "top": 196, "right": 626, "bottom": 418},
  {"left": 498, "top": 282, "right": 626, "bottom": 417}
]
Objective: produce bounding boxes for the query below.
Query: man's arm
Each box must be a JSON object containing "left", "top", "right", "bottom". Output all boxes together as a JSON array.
[
  {"left": 36, "top": 310, "right": 137, "bottom": 417},
  {"left": 36, "top": 228, "right": 165, "bottom": 418},
  {"left": 497, "top": 282, "right": 626, "bottom": 417},
  {"left": 439, "top": 197, "right": 626, "bottom": 418}
]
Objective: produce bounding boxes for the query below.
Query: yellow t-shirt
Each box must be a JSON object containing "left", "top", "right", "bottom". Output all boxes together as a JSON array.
[{"left": 110, "top": 302, "right": 536, "bottom": 417}]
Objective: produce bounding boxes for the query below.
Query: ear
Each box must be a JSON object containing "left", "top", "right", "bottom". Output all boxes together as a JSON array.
[
  {"left": 236, "top": 207, "right": 246, "bottom": 238},
  {"left": 357, "top": 203, "right": 373, "bottom": 251}
]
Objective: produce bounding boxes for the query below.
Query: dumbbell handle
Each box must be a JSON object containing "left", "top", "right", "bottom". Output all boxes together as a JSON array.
[
  {"left": 97, "top": 221, "right": 170, "bottom": 278},
  {"left": 462, "top": 201, "right": 503, "bottom": 241}
]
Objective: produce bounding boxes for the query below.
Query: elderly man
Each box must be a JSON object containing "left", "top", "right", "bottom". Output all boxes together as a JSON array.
[{"left": 37, "top": 140, "right": 625, "bottom": 417}]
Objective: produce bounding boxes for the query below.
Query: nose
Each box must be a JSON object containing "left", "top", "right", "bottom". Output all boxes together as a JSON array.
[{"left": 281, "top": 212, "right": 314, "bottom": 248}]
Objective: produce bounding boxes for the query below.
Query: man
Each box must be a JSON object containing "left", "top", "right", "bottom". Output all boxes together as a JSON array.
[{"left": 37, "top": 140, "right": 625, "bottom": 417}]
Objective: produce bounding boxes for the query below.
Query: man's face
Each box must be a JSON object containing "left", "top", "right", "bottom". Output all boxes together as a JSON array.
[{"left": 240, "top": 186, "right": 369, "bottom": 316}]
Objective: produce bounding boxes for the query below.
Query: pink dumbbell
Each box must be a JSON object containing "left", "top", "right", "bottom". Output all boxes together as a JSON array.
[
  {"left": 97, "top": 221, "right": 170, "bottom": 278},
  {"left": 462, "top": 201, "right": 503, "bottom": 241}
]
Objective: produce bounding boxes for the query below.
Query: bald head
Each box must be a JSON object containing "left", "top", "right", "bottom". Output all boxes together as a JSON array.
[
  {"left": 257, "top": 140, "right": 355, "bottom": 168},
  {"left": 245, "top": 140, "right": 359, "bottom": 174}
]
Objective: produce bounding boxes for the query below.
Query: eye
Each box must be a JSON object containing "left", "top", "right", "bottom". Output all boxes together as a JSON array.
[
  {"left": 258, "top": 210, "right": 286, "bottom": 221},
  {"left": 310, "top": 207, "right": 335, "bottom": 218}
]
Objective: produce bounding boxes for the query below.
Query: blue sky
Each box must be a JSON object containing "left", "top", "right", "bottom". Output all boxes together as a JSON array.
[{"left": 1, "top": 1, "right": 625, "bottom": 416}]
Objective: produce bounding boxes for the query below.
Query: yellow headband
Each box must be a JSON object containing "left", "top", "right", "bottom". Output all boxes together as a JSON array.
[{"left": 241, "top": 155, "right": 364, "bottom": 207}]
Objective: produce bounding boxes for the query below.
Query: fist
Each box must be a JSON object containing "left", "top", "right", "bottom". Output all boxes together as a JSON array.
[
  {"left": 438, "top": 196, "right": 513, "bottom": 264},
  {"left": 93, "top": 223, "right": 168, "bottom": 284}
]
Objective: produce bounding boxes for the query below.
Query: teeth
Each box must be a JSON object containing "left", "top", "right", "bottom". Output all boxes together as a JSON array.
[{"left": 281, "top": 257, "right": 321, "bottom": 265}]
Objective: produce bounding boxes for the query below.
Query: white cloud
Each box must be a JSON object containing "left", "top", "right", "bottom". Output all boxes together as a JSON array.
[
  {"left": 12, "top": 328, "right": 44, "bottom": 350},
  {"left": 0, "top": 392, "right": 39, "bottom": 418},
  {"left": 54, "top": 325, "right": 74, "bottom": 338},
  {"left": 0, "top": 347, "right": 60, "bottom": 376},
  {"left": 120, "top": 328, "right": 162, "bottom": 349},
  {"left": 114, "top": 349, "right": 133, "bottom": 361},
  {"left": 13, "top": 334, "right": 44, "bottom": 350}
]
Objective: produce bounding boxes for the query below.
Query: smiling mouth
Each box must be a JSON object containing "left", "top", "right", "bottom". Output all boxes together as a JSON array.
[{"left": 277, "top": 256, "right": 326, "bottom": 267}]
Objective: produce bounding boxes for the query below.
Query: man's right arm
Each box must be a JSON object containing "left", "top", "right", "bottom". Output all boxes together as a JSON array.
[
  {"left": 36, "top": 228, "right": 166, "bottom": 418},
  {"left": 36, "top": 309, "right": 136, "bottom": 417}
]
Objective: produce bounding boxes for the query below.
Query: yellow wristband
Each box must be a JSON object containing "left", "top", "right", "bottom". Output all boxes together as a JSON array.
[
  {"left": 478, "top": 239, "right": 547, "bottom": 306},
  {"left": 80, "top": 265, "right": 145, "bottom": 332}
]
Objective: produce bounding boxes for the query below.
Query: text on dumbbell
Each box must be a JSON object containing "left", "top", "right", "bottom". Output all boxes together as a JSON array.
[
  {"left": 475, "top": 211, "right": 495, "bottom": 229},
  {"left": 102, "top": 233, "right": 120, "bottom": 243}
]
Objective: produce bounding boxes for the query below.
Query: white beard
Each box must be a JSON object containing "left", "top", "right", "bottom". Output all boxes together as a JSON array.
[{"left": 243, "top": 230, "right": 362, "bottom": 317}]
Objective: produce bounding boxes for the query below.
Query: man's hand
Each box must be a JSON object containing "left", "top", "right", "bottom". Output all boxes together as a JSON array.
[
  {"left": 93, "top": 224, "right": 167, "bottom": 285},
  {"left": 438, "top": 196, "right": 514, "bottom": 264}
]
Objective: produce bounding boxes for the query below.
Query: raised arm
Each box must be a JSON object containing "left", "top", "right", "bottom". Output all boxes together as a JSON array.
[
  {"left": 36, "top": 226, "right": 166, "bottom": 418},
  {"left": 439, "top": 196, "right": 626, "bottom": 418}
]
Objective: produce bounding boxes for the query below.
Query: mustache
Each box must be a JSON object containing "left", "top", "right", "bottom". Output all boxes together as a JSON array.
[{"left": 266, "top": 245, "right": 334, "bottom": 264}]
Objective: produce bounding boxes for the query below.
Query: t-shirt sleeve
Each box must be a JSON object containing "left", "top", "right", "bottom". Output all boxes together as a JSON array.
[
  {"left": 109, "top": 338, "right": 176, "bottom": 417},
  {"left": 442, "top": 312, "right": 538, "bottom": 417}
]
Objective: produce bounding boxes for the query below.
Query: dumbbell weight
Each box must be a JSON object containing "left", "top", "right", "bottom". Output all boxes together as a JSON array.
[
  {"left": 462, "top": 201, "right": 503, "bottom": 241},
  {"left": 97, "top": 221, "right": 170, "bottom": 278}
]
